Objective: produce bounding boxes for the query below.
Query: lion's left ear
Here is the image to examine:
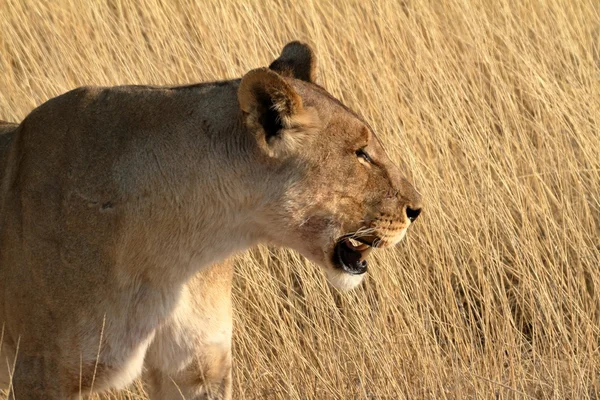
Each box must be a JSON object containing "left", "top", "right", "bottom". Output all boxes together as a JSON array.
[
  {"left": 269, "top": 41, "right": 317, "bottom": 83},
  {"left": 238, "top": 68, "right": 319, "bottom": 157}
]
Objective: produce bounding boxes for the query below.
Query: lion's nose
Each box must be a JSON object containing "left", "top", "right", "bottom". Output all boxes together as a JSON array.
[
  {"left": 405, "top": 205, "right": 422, "bottom": 222},
  {"left": 393, "top": 174, "right": 423, "bottom": 223}
]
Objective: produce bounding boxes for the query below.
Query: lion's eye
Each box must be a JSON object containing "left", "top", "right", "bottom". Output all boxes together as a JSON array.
[{"left": 356, "top": 148, "right": 372, "bottom": 164}]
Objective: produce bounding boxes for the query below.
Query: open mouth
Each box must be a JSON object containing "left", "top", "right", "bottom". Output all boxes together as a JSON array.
[{"left": 333, "top": 236, "right": 375, "bottom": 275}]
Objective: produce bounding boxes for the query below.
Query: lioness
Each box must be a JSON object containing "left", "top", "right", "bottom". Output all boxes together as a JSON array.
[{"left": 0, "top": 42, "right": 422, "bottom": 399}]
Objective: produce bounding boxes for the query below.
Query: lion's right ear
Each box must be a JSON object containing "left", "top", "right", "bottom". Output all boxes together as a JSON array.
[
  {"left": 238, "top": 68, "right": 319, "bottom": 158},
  {"left": 269, "top": 41, "right": 317, "bottom": 83}
]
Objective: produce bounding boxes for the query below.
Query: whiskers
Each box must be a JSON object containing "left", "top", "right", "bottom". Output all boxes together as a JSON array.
[{"left": 350, "top": 226, "right": 378, "bottom": 238}]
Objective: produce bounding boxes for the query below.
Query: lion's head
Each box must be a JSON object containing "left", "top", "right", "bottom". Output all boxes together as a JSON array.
[{"left": 238, "top": 42, "right": 422, "bottom": 290}]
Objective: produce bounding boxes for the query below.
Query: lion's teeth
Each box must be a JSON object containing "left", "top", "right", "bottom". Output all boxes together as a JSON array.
[
  {"left": 349, "top": 238, "right": 361, "bottom": 248},
  {"left": 347, "top": 238, "right": 371, "bottom": 252}
]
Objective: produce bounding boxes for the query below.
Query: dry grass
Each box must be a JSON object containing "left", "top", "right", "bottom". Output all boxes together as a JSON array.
[{"left": 1, "top": 0, "right": 599, "bottom": 398}]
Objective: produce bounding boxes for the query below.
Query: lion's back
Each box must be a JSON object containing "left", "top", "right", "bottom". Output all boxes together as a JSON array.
[
  {"left": 0, "top": 120, "right": 18, "bottom": 222},
  {"left": 0, "top": 120, "right": 17, "bottom": 167}
]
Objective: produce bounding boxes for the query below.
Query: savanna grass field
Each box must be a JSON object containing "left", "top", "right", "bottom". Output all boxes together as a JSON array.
[{"left": 1, "top": 0, "right": 599, "bottom": 398}]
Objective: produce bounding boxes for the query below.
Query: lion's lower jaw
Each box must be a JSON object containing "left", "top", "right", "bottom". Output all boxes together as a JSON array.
[{"left": 325, "top": 268, "right": 366, "bottom": 291}]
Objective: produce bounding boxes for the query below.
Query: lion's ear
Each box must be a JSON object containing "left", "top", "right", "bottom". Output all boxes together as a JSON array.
[
  {"left": 238, "top": 68, "right": 319, "bottom": 157},
  {"left": 269, "top": 41, "right": 317, "bottom": 83}
]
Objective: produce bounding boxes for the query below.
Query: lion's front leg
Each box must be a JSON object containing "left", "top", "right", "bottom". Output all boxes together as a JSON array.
[
  {"left": 143, "top": 259, "right": 234, "bottom": 400},
  {"left": 144, "top": 348, "right": 232, "bottom": 400}
]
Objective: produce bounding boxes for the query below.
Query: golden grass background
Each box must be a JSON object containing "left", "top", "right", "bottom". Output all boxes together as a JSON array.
[{"left": 1, "top": 0, "right": 599, "bottom": 398}]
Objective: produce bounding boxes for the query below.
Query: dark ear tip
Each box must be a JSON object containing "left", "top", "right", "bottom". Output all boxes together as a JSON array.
[
  {"left": 269, "top": 41, "right": 317, "bottom": 83},
  {"left": 282, "top": 41, "right": 314, "bottom": 53},
  {"left": 280, "top": 41, "right": 315, "bottom": 65}
]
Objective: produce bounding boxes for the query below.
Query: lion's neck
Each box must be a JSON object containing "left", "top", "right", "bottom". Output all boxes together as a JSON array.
[{"left": 116, "top": 112, "right": 273, "bottom": 288}]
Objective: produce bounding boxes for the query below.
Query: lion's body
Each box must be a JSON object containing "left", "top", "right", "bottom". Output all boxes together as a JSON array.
[
  {"left": 0, "top": 86, "right": 240, "bottom": 398},
  {"left": 0, "top": 42, "right": 421, "bottom": 399}
]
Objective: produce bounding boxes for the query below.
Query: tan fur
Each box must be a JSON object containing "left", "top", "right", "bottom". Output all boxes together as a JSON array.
[{"left": 0, "top": 42, "right": 421, "bottom": 399}]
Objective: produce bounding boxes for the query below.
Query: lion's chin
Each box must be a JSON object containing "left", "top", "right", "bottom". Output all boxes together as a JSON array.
[{"left": 324, "top": 268, "right": 366, "bottom": 291}]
